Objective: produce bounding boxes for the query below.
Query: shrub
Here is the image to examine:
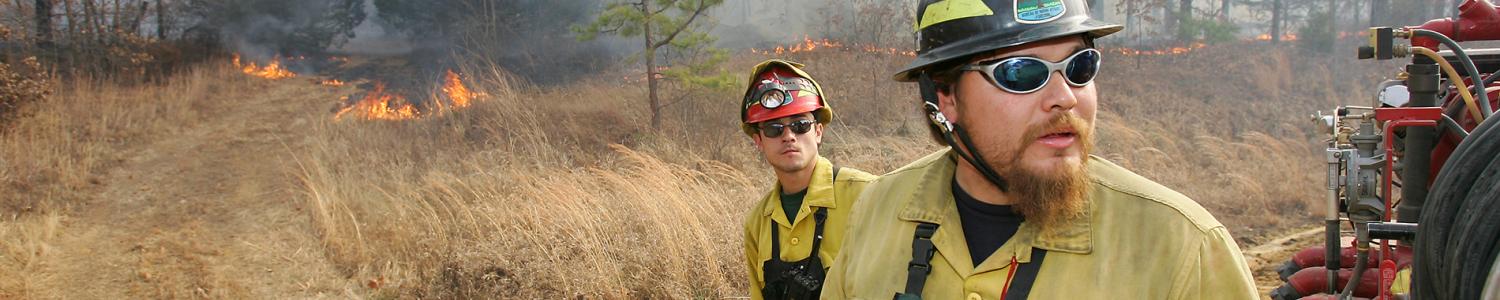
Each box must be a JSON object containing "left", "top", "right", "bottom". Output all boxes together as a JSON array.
[{"left": 0, "top": 57, "right": 52, "bottom": 123}]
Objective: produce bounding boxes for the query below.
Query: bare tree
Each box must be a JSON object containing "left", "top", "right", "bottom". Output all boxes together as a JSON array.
[
  {"left": 1271, "top": 0, "right": 1281, "bottom": 43},
  {"left": 34, "top": 0, "right": 52, "bottom": 45},
  {"left": 156, "top": 0, "right": 166, "bottom": 39},
  {"left": 1221, "top": 0, "right": 1231, "bottom": 21},
  {"left": 1177, "top": 0, "right": 1192, "bottom": 41}
]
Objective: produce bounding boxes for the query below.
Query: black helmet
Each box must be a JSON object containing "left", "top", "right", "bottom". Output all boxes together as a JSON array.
[{"left": 893, "top": 0, "right": 1123, "bottom": 81}]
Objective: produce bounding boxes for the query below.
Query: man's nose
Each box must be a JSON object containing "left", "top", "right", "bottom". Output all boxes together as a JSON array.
[
  {"left": 1037, "top": 71, "right": 1079, "bottom": 112},
  {"left": 779, "top": 128, "right": 798, "bottom": 142}
]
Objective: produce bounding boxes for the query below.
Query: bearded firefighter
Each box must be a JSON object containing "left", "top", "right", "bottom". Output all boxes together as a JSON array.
[
  {"left": 739, "top": 59, "right": 877, "bottom": 299},
  {"left": 820, "top": 0, "right": 1257, "bottom": 299}
]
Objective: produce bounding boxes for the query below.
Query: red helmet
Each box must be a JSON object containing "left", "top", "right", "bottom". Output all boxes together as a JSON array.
[{"left": 740, "top": 59, "right": 833, "bottom": 135}]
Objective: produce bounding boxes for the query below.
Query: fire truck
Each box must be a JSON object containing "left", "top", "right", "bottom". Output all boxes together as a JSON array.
[{"left": 1271, "top": 0, "right": 1500, "bottom": 299}]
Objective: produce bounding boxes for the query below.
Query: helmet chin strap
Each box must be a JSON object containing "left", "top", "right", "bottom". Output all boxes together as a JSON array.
[{"left": 919, "top": 73, "right": 1010, "bottom": 193}]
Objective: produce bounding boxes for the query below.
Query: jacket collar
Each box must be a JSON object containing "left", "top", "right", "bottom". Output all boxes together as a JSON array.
[
  {"left": 761, "top": 156, "right": 838, "bottom": 227},
  {"left": 895, "top": 149, "right": 1094, "bottom": 273}
]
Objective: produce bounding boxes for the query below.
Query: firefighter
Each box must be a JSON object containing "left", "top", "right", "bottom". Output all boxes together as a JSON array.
[
  {"left": 739, "top": 59, "right": 877, "bottom": 299},
  {"left": 820, "top": 0, "right": 1258, "bottom": 299}
]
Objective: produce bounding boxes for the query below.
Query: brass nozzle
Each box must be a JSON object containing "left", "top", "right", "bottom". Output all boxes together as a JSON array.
[{"left": 1394, "top": 28, "right": 1413, "bottom": 39}]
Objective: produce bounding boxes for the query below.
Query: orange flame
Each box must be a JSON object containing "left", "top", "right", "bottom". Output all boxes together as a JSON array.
[
  {"left": 232, "top": 54, "right": 296, "bottom": 80},
  {"left": 1111, "top": 42, "right": 1207, "bottom": 57},
  {"left": 1254, "top": 33, "right": 1299, "bottom": 41},
  {"left": 334, "top": 70, "right": 486, "bottom": 121},
  {"left": 749, "top": 36, "right": 916, "bottom": 57},
  {"left": 334, "top": 82, "right": 420, "bottom": 121},
  {"left": 441, "top": 70, "right": 480, "bottom": 108},
  {"left": 321, "top": 79, "right": 346, "bottom": 86}
]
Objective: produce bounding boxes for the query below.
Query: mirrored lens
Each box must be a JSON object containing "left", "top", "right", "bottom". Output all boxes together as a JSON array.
[
  {"left": 759, "top": 120, "right": 815, "bottom": 138},
  {"left": 759, "top": 124, "right": 786, "bottom": 137},
  {"left": 997, "top": 59, "right": 1049, "bottom": 93},
  {"left": 1065, "top": 50, "right": 1100, "bottom": 86},
  {"left": 787, "top": 120, "right": 814, "bottom": 135}
]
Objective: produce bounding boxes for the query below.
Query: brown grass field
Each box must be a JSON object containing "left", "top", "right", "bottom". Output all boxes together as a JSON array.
[{"left": 0, "top": 44, "right": 1402, "bottom": 298}]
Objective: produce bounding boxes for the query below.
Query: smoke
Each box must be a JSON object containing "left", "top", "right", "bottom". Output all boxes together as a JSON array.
[
  {"left": 198, "top": 0, "right": 918, "bottom": 84},
  {"left": 333, "top": 0, "right": 413, "bottom": 56},
  {"left": 709, "top": 0, "right": 913, "bottom": 49},
  {"left": 188, "top": 0, "right": 365, "bottom": 60}
]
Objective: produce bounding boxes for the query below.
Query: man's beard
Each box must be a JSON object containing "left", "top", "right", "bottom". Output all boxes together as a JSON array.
[{"left": 981, "top": 113, "right": 1094, "bottom": 229}]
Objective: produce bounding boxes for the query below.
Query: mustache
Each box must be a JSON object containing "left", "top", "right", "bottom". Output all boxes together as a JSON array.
[{"left": 1021, "top": 113, "right": 1090, "bottom": 142}]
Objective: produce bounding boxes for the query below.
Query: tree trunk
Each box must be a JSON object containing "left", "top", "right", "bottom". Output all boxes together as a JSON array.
[
  {"left": 1177, "top": 0, "right": 1191, "bottom": 41},
  {"left": 156, "top": 0, "right": 166, "bottom": 39},
  {"left": 1329, "top": 0, "right": 1338, "bottom": 37},
  {"left": 63, "top": 0, "right": 74, "bottom": 40},
  {"left": 1271, "top": 0, "right": 1282, "bottom": 44},
  {"left": 1221, "top": 0, "right": 1230, "bottom": 22},
  {"left": 1125, "top": 0, "right": 1136, "bottom": 39},
  {"left": 35, "top": 0, "right": 53, "bottom": 45},
  {"left": 83, "top": 0, "right": 99, "bottom": 41},
  {"left": 1160, "top": 5, "right": 1169, "bottom": 35},
  {"left": 642, "top": 0, "right": 662, "bottom": 129},
  {"left": 129, "top": 1, "right": 145, "bottom": 34},
  {"left": 112, "top": 0, "right": 121, "bottom": 32}
]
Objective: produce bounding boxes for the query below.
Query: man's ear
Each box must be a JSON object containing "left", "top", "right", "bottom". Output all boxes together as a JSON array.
[
  {"left": 937, "top": 78, "right": 961, "bottom": 124},
  {"left": 813, "top": 123, "right": 825, "bottom": 145},
  {"left": 750, "top": 133, "right": 763, "bottom": 147}
]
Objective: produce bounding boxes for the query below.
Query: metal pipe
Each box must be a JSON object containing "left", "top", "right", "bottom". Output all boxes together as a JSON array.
[
  {"left": 1398, "top": 63, "right": 1441, "bottom": 224},
  {"left": 1326, "top": 149, "right": 1344, "bottom": 295}
]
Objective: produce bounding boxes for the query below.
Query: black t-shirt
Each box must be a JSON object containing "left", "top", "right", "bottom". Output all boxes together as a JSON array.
[
  {"left": 781, "top": 189, "right": 807, "bottom": 221},
  {"left": 953, "top": 179, "right": 1025, "bottom": 266}
]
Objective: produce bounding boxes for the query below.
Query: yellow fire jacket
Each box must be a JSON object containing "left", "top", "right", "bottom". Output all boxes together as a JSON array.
[
  {"left": 744, "top": 156, "right": 877, "bottom": 299},
  {"left": 821, "top": 149, "right": 1258, "bottom": 299}
]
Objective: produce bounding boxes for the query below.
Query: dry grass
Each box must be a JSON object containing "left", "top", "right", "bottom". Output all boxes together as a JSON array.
[
  {"left": 293, "top": 66, "right": 771, "bottom": 297},
  {"left": 0, "top": 66, "right": 229, "bottom": 298},
  {"left": 0, "top": 43, "right": 1402, "bottom": 297},
  {"left": 292, "top": 45, "right": 1397, "bottom": 297}
]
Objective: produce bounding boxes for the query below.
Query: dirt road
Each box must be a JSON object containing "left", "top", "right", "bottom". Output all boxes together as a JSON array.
[{"left": 25, "top": 79, "right": 355, "bottom": 298}]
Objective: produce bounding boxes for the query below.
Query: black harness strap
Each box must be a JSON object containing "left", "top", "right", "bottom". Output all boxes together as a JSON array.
[
  {"left": 808, "top": 208, "right": 828, "bottom": 256},
  {"left": 770, "top": 214, "right": 782, "bottom": 258},
  {"left": 895, "top": 222, "right": 940, "bottom": 299},
  {"left": 1006, "top": 248, "right": 1048, "bottom": 300},
  {"left": 770, "top": 165, "right": 840, "bottom": 260},
  {"left": 768, "top": 208, "right": 828, "bottom": 266}
]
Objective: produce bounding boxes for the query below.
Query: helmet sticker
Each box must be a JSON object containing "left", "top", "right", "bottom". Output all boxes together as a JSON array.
[
  {"left": 1016, "top": 0, "right": 1066, "bottom": 24},
  {"left": 916, "top": 0, "right": 996, "bottom": 32}
]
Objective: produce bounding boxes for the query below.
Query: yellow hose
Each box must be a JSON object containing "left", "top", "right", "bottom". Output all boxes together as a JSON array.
[{"left": 1413, "top": 47, "right": 1487, "bottom": 123}]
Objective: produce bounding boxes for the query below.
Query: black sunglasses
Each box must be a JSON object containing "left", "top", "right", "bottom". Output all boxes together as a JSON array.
[
  {"left": 960, "top": 48, "right": 1101, "bottom": 94},
  {"left": 757, "top": 119, "right": 816, "bottom": 138}
]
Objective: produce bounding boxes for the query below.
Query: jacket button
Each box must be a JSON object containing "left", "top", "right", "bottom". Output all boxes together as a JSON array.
[
  {"left": 790, "top": 237, "right": 800, "bottom": 245},
  {"left": 967, "top": 292, "right": 982, "bottom": 300}
]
